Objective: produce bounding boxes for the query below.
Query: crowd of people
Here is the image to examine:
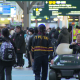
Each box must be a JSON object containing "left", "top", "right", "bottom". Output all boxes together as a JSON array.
[{"left": 0, "top": 24, "right": 79, "bottom": 80}]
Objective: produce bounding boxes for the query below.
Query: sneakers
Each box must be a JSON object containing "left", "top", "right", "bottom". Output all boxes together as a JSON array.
[
  {"left": 15, "top": 66, "right": 23, "bottom": 69},
  {"left": 15, "top": 66, "right": 21, "bottom": 69}
]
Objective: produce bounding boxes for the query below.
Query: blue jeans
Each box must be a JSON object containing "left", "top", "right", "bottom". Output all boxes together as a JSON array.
[
  {"left": 0, "top": 66, "right": 12, "bottom": 80},
  {"left": 34, "top": 55, "right": 48, "bottom": 80}
]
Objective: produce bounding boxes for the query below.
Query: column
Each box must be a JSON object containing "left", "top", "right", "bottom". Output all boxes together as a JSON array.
[
  {"left": 23, "top": 1, "right": 27, "bottom": 30},
  {"left": 29, "top": 13, "right": 31, "bottom": 27},
  {"left": 62, "top": 16, "right": 68, "bottom": 28}
]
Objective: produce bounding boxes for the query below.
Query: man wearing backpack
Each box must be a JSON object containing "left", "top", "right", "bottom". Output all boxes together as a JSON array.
[
  {"left": 14, "top": 26, "right": 26, "bottom": 68},
  {"left": 0, "top": 28, "right": 16, "bottom": 80}
]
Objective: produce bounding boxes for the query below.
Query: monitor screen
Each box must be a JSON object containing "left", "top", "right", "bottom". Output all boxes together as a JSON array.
[
  {"left": 3, "top": 5, "right": 11, "bottom": 15},
  {"left": 11, "top": 7, "right": 16, "bottom": 15}
]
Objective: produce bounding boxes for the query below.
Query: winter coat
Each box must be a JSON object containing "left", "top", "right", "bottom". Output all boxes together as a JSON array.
[
  {"left": 25, "top": 34, "right": 33, "bottom": 46},
  {"left": 57, "top": 28, "right": 71, "bottom": 45},
  {"left": 14, "top": 30, "right": 26, "bottom": 54},
  {"left": 48, "top": 29, "right": 59, "bottom": 40}
]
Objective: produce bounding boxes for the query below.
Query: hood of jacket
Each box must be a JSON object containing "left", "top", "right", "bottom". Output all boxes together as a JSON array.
[
  {"left": 61, "top": 28, "right": 69, "bottom": 35},
  {"left": 51, "top": 29, "right": 56, "bottom": 32}
]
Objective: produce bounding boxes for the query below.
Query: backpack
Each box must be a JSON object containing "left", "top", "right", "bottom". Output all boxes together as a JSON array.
[
  {"left": 51, "top": 38, "right": 58, "bottom": 47},
  {"left": 0, "top": 41, "right": 16, "bottom": 62}
]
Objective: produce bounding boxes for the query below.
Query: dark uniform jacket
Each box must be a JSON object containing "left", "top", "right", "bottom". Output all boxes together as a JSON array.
[
  {"left": 31, "top": 33, "right": 53, "bottom": 59},
  {"left": 0, "top": 37, "right": 16, "bottom": 66},
  {"left": 14, "top": 30, "right": 26, "bottom": 54}
]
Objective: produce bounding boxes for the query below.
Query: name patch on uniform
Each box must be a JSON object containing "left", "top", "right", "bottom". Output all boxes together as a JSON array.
[{"left": 34, "top": 36, "right": 48, "bottom": 40}]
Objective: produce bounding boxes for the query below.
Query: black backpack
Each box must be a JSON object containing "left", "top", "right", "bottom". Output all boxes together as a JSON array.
[{"left": 0, "top": 39, "right": 16, "bottom": 62}]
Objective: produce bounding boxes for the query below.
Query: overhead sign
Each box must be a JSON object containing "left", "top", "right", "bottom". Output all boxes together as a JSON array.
[
  {"left": 6, "top": 0, "right": 80, "bottom": 1},
  {"left": 33, "top": 1, "right": 80, "bottom": 16}
]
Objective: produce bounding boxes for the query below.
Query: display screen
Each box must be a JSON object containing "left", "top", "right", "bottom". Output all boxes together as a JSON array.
[
  {"left": 11, "top": 7, "right": 16, "bottom": 15},
  {"left": 0, "top": 3, "right": 16, "bottom": 15},
  {"left": 3, "top": 5, "right": 11, "bottom": 15},
  {"left": 0, "top": 4, "right": 3, "bottom": 14}
]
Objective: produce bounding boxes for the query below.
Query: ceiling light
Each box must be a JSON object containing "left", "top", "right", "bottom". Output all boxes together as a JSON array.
[{"left": 1, "top": 18, "right": 4, "bottom": 21}]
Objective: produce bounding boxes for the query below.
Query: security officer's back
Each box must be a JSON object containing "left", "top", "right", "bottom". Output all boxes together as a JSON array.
[{"left": 31, "top": 24, "right": 53, "bottom": 80}]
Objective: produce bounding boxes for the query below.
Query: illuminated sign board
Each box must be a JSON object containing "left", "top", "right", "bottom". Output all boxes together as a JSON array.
[
  {"left": 6, "top": 0, "right": 80, "bottom": 1},
  {"left": 0, "top": 4, "right": 3, "bottom": 14},
  {"left": 11, "top": 7, "right": 16, "bottom": 15},
  {"left": 3, "top": 5, "right": 11, "bottom": 15},
  {"left": 33, "top": 1, "right": 80, "bottom": 16}
]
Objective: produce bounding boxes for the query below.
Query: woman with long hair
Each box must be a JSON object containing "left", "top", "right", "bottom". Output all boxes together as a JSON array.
[
  {"left": 31, "top": 24, "right": 53, "bottom": 80},
  {"left": 0, "top": 28, "right": 16, "bottom": 80}
]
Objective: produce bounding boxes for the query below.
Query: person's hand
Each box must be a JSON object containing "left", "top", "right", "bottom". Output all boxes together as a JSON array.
[
  {"left": 51, "top": 59, "right": 54, "bottom": 64},
  {"left": 71, "top": 42, "right": 76, "bottom": 45},
  {"left": 32, "top": 59, "right": 34, "bottom": 62},
  {"left": 17, "top": 49, "right": 20, "bottom": 50},
  {"left": 29, "top": 51, "right": 31, "bottom": 54}
]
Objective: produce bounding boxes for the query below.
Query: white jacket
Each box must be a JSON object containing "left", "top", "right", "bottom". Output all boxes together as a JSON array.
[{"left": 25, "top": 34, "right": 33, "bottom": 46}]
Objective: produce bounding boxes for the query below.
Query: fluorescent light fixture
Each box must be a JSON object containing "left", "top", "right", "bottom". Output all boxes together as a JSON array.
[
  {"left": 75, "top": 19, "right": 78, "bottom": 21},
  {"left": 68, "top": 19, "right": 73, "bottom": 21},
  {"left": 22, "top": 15, "right": 24, "bottom": 17},
  {"left": 1, "top": 18, "right": 4, "bottom": 21},
  {"left": 8, "top": 18, "right": 11, "bottom": 20},
  {"left": 37, "top": 19, "right": 42, "bottom": 21},
  {"left": 31, "top": 19, "right": 35, "bottom": 21},
  {"left": 54, "top": 18, "right": 58, "bottom": 21}
]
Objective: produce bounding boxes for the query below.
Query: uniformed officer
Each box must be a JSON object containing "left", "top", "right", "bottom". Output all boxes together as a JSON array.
[{"left": 31, "top": 24, "right": 53, "bottom": 80}]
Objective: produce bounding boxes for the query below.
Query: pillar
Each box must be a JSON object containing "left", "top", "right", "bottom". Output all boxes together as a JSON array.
[
  {"left": 79, "top": 16, "right": 80, "bottom": 26},
  {"left": 29, "top": 13, "right": 31, "bottom": 27},
  {"left": 23, "top": 1, "right": 27, "bottom": 30},
  {"left": 62, "top": 16, "right": 68, "bottom": 28}
]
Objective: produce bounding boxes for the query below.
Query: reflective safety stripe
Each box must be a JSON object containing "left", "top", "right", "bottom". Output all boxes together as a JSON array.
[
  {"left": 73, "top": 29, "right": 80, "bottom": 39},
  {"left": 31, "top": 46, "right": 53, "bottom": 52}
]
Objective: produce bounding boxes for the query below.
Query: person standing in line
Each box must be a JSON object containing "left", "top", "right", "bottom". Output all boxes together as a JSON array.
[
  {"left": 31, "top": 24, "right": 53, "bottom": 80},
  {"left": 14, "top": 26, "right": 26, "bottom": 68}
]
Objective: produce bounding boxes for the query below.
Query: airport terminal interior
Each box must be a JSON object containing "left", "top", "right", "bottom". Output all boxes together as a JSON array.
[{"left": 0, "top": 0, "right": 80, "bottom": 80}]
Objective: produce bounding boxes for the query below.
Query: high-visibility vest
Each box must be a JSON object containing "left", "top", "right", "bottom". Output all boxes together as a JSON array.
[
  {"left": 59, "top": 30, "right": 61, "bottom": 33},
  {"left": 73, "top": 29, "right": 80, "bottom": 40}
]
